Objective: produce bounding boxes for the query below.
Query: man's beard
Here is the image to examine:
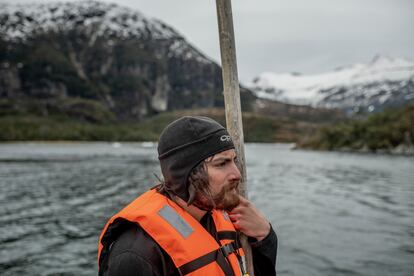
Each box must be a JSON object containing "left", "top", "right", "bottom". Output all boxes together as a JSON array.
[{"left": 192, "top": 181, "right": 240, "bottom": 211}]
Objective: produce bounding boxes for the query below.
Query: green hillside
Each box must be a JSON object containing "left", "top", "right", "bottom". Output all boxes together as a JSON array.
[
  {"left": 298, "top": 105, "right": 414, "bottom": 153},
  {"left": 0, "top": 108, "right": 321, "bottom": 143}
]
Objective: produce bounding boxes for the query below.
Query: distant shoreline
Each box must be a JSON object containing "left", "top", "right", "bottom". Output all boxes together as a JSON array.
[{"left": 1, "top": 141, "right": 412, "bottom": 156}]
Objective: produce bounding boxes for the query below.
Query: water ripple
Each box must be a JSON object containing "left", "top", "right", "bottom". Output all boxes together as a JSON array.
[{"left": 0, "top": 143, "right": 413, "bottom": 275}]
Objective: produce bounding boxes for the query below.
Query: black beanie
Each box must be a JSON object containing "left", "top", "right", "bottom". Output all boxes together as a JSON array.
[{"left": 157, "top": 116, "right": 235, "bottom": 202}]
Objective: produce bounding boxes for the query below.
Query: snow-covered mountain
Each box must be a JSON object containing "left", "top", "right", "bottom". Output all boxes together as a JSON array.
[
  {"left": 249, "top": 56, "right": 414, "bottom": 113},
  {"left": 0, "top": 1, "right": 210, "bottom": 63},
  {"left": 1, "top": 1, "right": 258, "bottom": 120}
]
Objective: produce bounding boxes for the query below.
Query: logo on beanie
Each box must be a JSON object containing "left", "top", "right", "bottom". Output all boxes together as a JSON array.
[{"left": 220, "top": 135, "right": 231, "bottom": 142}]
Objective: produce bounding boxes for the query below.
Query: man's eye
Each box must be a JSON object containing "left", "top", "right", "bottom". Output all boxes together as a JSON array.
[{"left": 216, "top": 162, "right": 226, "bottom": 167}]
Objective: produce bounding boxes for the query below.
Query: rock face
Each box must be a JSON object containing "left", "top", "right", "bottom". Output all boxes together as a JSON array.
[
  {"left": 249, "top": 55, "right": 414, "bottom": 114},
  {"left": 0, "top": 1, "right": 253, "bottom": 121}
]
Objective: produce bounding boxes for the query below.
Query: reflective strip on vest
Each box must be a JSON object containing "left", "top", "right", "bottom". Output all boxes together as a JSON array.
[
  {"left": 158, "top": 205, "right": 194, "bottom": 239},
  {"left": 222, "top": 210, "right": 231, "bottom": 221}
]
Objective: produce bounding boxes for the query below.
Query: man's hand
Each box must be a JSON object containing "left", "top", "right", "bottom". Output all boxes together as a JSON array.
[{"left": 228, "top": 196, "right": 270, "bottom": 241}]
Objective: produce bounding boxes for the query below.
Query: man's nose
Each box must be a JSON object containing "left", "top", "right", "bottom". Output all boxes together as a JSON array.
[{"left": 229, "top": 161, "right": 241, "bottom": 181}]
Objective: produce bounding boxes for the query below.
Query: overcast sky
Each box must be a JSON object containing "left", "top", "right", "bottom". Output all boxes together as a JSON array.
[{"left": 6, "top": 0, "right": 414, "bottom": 82}]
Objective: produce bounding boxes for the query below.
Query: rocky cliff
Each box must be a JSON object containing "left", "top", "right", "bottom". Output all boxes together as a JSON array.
[{"left": 0, "top": 1, "right": 254, "bottom": 121}]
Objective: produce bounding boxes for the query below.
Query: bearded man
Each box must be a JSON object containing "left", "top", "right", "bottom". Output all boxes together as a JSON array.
[{"left": 98, "top": 116, "right": 277, "bottom": 276}]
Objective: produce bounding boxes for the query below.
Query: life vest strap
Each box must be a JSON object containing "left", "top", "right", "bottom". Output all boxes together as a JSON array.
[
  {"left": 217, "top": 230, "right": 237, "bottom": 241},
  {"left": 178, "top": 241, "right": 242, "bottom": 275},
  {"left": 178, "top": 249, "right": 217, "bottom": 275}
]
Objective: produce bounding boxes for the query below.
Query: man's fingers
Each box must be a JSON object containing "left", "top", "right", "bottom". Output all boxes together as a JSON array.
[
  {"left": 237, "top": 195, "right": 250, "bottom": 206},
  {"left": 228, "top": 213, "right": 240, "bottom": 221},
  {"left": 229, "top": 202, "right": 249, "bottom": 215},
  {"left": 238, "top": 195, "right": 248, "bottom": 203}
]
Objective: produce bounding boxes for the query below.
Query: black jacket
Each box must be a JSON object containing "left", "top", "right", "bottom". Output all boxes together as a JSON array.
[{"left": 99, "top": 212, "right": 277, "bottom": 276}]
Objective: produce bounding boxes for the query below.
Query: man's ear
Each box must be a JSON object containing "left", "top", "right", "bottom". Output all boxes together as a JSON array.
[{"left": 186, "top": 183, "right": 196, "bottom": 206}]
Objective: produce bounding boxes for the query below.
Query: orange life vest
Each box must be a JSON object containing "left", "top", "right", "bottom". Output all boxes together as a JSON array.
[{"left": 98, "top": 189, "right": 246, "bottom": 276}]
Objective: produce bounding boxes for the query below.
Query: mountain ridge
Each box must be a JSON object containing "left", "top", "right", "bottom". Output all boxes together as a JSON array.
[
  {"left": 1, "top": 1, "right": 211, "bottom": 64},
  {"left": 1, "top": 1, "right": 248, "bottom": 121},
  {"left": 249, "top": 55, "right": 414, "bottom": 114}
]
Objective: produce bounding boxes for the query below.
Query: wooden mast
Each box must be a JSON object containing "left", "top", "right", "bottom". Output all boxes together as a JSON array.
[{"left": 215, "top": 0, "right": 254, "bottom": 275}]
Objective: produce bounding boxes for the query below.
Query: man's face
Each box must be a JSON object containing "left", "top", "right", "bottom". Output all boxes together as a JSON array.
[{"left": 194, "top": 149, "right": 241, "bottom": 211}]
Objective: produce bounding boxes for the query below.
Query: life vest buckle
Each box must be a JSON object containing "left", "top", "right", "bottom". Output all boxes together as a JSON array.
[{"left": 220, "top": 242, "right": 235, "bottom": 257}]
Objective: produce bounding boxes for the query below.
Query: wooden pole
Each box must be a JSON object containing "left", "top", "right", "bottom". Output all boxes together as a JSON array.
[{"left": 215, "top": 0, "right": 254, "bottom": 275}]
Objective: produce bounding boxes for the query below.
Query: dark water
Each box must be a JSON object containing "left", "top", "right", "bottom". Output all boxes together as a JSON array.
[{"left": 0, "top": 142, "right": 413, "bottom": 276}]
